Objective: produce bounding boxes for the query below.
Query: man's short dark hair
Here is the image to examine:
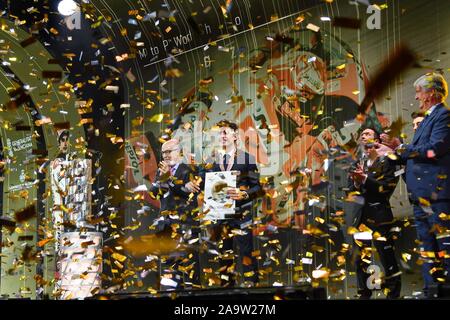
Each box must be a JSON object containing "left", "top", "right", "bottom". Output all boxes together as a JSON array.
[
  {"left": 58, "top": 130, "right": 70, "bottom": 143},
  {"left": 216, "top": 120, "right": 238, "bottom": 131},
  {"left": 360, "top": 126, "right": 381, "bottom": 142},
  {"left": 411, "top": 111, "right": 426, "bottom": 119}
]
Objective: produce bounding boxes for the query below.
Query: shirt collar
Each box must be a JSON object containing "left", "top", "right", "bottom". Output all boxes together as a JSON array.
[
  {"left": 426, "top": 103, "right": 440, "bottom": 116},
  {"left": 170, "top": 163, "right": 179, "bottom": 173},
  {"left": 222, "top": 148, "right": 236, "bottom": 158}
]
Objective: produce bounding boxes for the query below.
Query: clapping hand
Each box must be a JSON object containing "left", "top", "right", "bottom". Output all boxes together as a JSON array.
[
  {"left": 158, "top": 161, "right": 170, "bottom": 177},
  {"left": 350, "top": 163, "right": 367, "bottom": 185},
  {"left": 185, "top": 178, "right": 201, "bottom": 193}
]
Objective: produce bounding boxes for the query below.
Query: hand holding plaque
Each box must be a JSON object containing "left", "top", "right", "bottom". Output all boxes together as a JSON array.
[{"left": 203, "top": 171, "right": 239, "bottom": 220}]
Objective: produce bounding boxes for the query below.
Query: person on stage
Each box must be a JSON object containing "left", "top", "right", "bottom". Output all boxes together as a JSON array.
[
  {"left": 348, "top": 128, "right": 402, "bottom": 299},
  {"left": 185, "top": 120, "right": 262, "bottom": 287}
]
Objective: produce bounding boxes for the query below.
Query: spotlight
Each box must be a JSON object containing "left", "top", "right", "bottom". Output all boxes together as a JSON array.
[{"left": 57, "top": 0, "right": 79, "bottom": 17}]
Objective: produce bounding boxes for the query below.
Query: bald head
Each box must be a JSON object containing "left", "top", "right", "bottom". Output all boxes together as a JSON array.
[{"left": 161, "top": 139, "right": 181, "bottom": 165}]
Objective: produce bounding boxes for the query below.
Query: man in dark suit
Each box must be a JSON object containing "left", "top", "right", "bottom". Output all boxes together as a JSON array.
[
  {"left": 186, "top": 120, "right": 262, "bottom": 287},
  {"left": 149, "top": 139, "right": 200, "bottom": 290},
  {"left": 387, "top": 73, "right": 450, "bottom": 297},
  {"left": 348, "top": 128, "right": 401, "bottom": 299}
]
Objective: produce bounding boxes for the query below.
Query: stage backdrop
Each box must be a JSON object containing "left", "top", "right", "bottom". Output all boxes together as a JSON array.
[{"left": 87, "top": 0, "right": 450, "bottom": 295}]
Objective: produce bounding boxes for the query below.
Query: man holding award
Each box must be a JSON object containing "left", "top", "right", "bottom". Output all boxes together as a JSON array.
[{"left": 186, "top": 120, "right": 262, "bottom": 287}]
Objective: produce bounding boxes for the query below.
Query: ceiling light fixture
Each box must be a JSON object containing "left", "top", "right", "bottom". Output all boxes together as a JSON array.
[{"left": 57, "top": 0, "right": 79, "bottom": 17}]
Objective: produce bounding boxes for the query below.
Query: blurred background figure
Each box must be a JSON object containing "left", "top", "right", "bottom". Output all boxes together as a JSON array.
[{"left": 411, "top": 111, "right": 426, "bottom": 132}]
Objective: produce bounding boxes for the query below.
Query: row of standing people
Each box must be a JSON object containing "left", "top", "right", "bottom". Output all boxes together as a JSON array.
[
  {"left": 150, "top": 72, "right": 450, "bottom": 298},
  {"left": 349, "top": 72, "right": 450, "bottom": 298}
]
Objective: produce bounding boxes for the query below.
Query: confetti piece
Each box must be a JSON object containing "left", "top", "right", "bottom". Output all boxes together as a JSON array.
[
  {"left": 49, "top": 27, "right": 59, "bottom": 35},
  {"left": 385, "top": 117, "right": 407, "bottom": 138},
  {"left": 312, "top": 269, "right": 330, "bottom": 279},
  {"left": 359, "top": 45, "right": 416, "bottom": 115},
  {"left": 37, "top": 238, "right": 54, "bottom": 247},
  {"left": 14, "top": 204, "right": 37, "bottom": 223},
  {"left": 0, "top": 217, "right": 16, "bottom": 229},
  {"left": 402, "top": 253, "right": 412, "bottom": 262},
  {"left": 54, "top": 122, "right": 71, "bottom": 130},
  {"left": 126, "top": 69, "right": 136, "bottom": 82},
  {"left": 122, "top": 236, "right": 178, "bottom": 257},
  {"left": 149, "top": 113, "right": 167, "bottom": 123},
  {"left": 105, "top": 85, "right": 119, "bottom": 94},
  {"left": 6, "top": 87, "right": 31, "bottom": 110},
  {"left": 111, "top": 253, "right": 127, "bottom": 263},
  {"left": 42, "top": 70, "right": 62, "bottom": 79},
  {"left": 332, "top": 17, "right": 362, "bottom": 29},
  {"left": 133, "top": 184, "right": 148, "bottom": 192},
  {"left": 306, "top": 23, "right": 320, "bottom": 32},
  {"left": 386, "top": 152, "right": 398, "bottom": 161},
  {"left": 165, "top": 68, "right": 183, "bottom": 78},
  {"left": 418, "top": 197, "right": 431, "bottom": 207},
  {"left": 14, "top": 125, "right": 32, "bottom": 131},
  {"left": 20, "top": 36, "right": 37, "bottom": 47}
]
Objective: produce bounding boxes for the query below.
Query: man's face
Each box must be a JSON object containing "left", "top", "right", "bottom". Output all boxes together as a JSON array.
[
  {"left": 363, "top": 142, "right": 377, "bottom": 157},
  {"left": 359, "top": 129, "right": 376, "bottom": 145},
  {"left": 219, "top": 126, "right": 237, "bottom": 149},
  {"left": 415, "top": 86, "right": 435, "bottom": 111},
  {"left": 413, "top": 116, "right": 424, "bottom": 132},
  {"left": 161, "top": 141, "right": 180, "bottom": 165},
  {"left": 59, "top": 134, "right": 69, "bottom": 154}
]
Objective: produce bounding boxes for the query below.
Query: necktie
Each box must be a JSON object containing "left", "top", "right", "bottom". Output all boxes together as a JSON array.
[
  {"left": 223, "top": 154, "right": 230, "bottom": 167},
  {"left": 221, "top": 153, "right": 230, "bottom": 171}
]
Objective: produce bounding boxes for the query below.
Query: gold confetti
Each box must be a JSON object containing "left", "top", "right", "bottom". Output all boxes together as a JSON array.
[
  {"left": 418, "top": 197, "right": 431, "bottom": 207},
  {"left": 149, "top": 113, "right": 167, "bottom": 123},
  {"left": 306, "top": 23, "right": 320, "bottom": 32},
  {"left": 111, "top": 253, "right": 127, "bottom": 263}
]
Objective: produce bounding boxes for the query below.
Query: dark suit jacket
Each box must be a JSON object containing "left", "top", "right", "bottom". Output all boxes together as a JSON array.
[
  {"left": 399, "top": 103, "right": 450, "bottom": 202},
  {"left": 348, "top": 156, "right": 399, "bottom": 227},
  {"left": 199, "top": 150, "right": 261, "bottom": 220},
  {"left": 150, "top": 163, "right": 197, "bottom": 226}
]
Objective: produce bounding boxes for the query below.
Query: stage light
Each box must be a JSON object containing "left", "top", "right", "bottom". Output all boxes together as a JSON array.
[{"left": 58, "top": 0, "right": 79, "bottom": 17}]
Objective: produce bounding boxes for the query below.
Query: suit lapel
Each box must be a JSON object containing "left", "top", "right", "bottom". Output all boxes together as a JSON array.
[
  {"left": 411, "top": 117, "right": 428, "bottom": 144},
  {"left": 411, "top": 104, "right": 443, "bottom": 144},
  {"left": 173, "top": 163, "right": 183, "bottom": 177}
]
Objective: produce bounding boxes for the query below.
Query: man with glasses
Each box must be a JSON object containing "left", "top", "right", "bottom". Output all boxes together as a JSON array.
[
  {"left": 150, "top": 139, "right": 201, "bottom": 290},
  {"left": 348, "top": 128, "right": 401, "bottom": 299}
]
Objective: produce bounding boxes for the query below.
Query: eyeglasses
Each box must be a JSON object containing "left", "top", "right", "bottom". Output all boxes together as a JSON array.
[
  {"left": 162, "top": 148, "right": 178, "bottom": 155},
  {"left": 364, "top": 143, "right": 376, "bottom": 150}
]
